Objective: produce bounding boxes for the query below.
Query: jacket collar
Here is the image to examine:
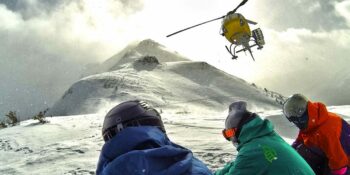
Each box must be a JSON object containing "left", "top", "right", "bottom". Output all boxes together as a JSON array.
[
  {"left": 237, "top": 117, "right": 275, "bottom": 150},
  {"left": 101, "top": 126, "right": 171, "bottom": 161}
]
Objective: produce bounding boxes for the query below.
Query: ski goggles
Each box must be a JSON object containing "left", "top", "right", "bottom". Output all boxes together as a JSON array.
[
  {"left": 286, "top": 111, "right": 309, "bottom": 129},
  {"left": 222, "top": 128, "right": 237, "bottom": 141},
  {"left": 283, "top": 107, "right": 306, "bottom": 120},
  {"left": 282, "top": 98, "right": 307, "bottom": 120}
]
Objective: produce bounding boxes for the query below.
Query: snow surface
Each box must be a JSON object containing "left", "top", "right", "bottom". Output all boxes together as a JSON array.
[{"left": 1, "top": 106, "right": 349, "bottom": 174}]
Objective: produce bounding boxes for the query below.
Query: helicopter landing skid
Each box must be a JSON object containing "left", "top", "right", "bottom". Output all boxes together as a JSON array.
[
  {"left": 236, "top": 43, "right": 258, "bottom": 53},
  {"left": 225, "top": 44, "right": 238, "bottom": 60}
]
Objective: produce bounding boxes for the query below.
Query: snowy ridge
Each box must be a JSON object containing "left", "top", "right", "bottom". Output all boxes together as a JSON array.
[
  {"left": 97, "top": 39, "right": 189, "bottom": 73},
  {"left": 48, "top": 59, "right": 281, "bottom": 116},
  {"left": 48, "top": 39, "right": 283, "bottom": 116}
]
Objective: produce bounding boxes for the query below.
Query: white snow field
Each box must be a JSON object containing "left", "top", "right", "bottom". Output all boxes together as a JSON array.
[
  {"left": 1, "top": 106, "right": 349, "bottom": 174},
  {"left": 1, "top": 40, "right": 348, "bottom": 174}
]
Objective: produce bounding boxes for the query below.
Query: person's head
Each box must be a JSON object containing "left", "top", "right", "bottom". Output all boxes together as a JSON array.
[
  {"left": 222, "top": 101, "right": 256, "bottom": 146},
  {"left": 283, "top": 94, "right": 309, "bottom": 130},
  {"left": 102, "top": 100, "right": 166, "bottom": 142}
]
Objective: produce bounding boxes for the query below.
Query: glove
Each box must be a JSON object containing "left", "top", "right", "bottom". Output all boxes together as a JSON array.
[
  {"left": 292, "top": 142, "right": 329, "bottom": 175},
  {"left": 291, "top": 141, "right": 302, "bottom": 149},
  {"left": 331, "top": 167, "right": 348, "bottom": 175}
]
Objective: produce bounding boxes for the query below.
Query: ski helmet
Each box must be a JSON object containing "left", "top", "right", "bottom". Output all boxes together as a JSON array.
[
  {"left": 102, "top": 100, "right": 165, "bottom": 142},
  {"left": 225, "top": 101, "right": 248, "bottom": 130},
  {"left": 223, "top": 101, "right": 255, "bottom": 141},
  {"left": 283, "top": 94, "right": 309, "bottom": 129}
]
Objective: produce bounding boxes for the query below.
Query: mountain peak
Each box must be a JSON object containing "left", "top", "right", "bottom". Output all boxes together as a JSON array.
[
  {"left": 97, "top": 39, "right": 190, "bottom": 73},
  {"left": 136, "top": 39, "right": 163, "bottom": 49}
]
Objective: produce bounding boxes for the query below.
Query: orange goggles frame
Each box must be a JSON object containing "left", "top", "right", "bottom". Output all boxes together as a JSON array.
[{"left": 222, "top": 128, "right": 237, "bottom": 141}]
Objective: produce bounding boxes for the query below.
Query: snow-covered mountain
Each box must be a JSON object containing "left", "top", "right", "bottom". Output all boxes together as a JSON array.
[{"left": 48, "top": 39, "right": 282, "bottom": 116}]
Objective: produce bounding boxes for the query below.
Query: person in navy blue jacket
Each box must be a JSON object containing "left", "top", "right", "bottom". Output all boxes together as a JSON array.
[{"left": 96, "top": 100, "right": 213, "bottom": 175}]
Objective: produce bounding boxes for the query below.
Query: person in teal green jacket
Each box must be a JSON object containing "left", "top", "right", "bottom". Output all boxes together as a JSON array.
[{"left": 215, "top": 101, "right": 315, "bottom": 175}]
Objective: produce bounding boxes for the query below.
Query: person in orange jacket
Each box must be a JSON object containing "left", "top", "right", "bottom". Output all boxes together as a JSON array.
[{"left": 283, "top": 94, "right": 350, "bottom": 175}]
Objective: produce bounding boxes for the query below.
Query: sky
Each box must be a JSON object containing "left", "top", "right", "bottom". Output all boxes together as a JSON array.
[{"left": 0, "top": 0, "right": 349, "bottom": 118}]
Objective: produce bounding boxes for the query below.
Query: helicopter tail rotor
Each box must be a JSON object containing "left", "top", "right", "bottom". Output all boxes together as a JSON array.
[{"left": 246, "top": 19, "right": 258, "bottom": 25}]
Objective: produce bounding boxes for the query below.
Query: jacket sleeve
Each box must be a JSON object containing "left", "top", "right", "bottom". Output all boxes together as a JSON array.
[
  {"left": 230, "top": 154, "right": 269, "bottom": 175},
  {"left": 320, "top": 131, "right": 348, "bottom": 170},
  {"left": 214, "top": 161, "right": 234, "bottom": 175},
  {"left": 292, "top": 132, "right": 304, "bottom": 149}
]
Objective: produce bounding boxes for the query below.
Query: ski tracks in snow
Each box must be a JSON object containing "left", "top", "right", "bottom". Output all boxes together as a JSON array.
[{"left": 0, "top": 138, "right": 34, "bottom": 154}]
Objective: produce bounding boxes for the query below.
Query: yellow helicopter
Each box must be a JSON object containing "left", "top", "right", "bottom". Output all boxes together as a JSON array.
[{"left": 167, "top": 0, "right": 265, "bottom": 61}]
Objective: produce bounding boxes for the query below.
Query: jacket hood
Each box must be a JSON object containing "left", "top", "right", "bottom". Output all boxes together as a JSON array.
[
  {"left": 96, "top": 126, "right": 212, "bottom": 175},
  {"left": 302, "top": 102, "right": 329, "bottom": 133},
  {"left": 100, "top": 126, "right": 171, "bottom": 160},
  {"left": 237, "top": 117, "right": 275, "bottom": 150}
]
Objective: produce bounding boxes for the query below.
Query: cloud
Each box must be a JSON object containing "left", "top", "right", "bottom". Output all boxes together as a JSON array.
[
  {"left": 193, "top": 0, "right": 349, "bottom": 105},
  {"left": 253, "top": 0, "right": 348, "bottom": 31},
  {"left": 235, "top": 0, "right": 349, "bottom": 104},
  {"left": 0, "top": 0, "right": 62, "bottom": 19},
  {"left": 0, "top": 0, "right": 144, "bottom": 19},
  {"left": 0, "top": 0, "right": 145, "bottom": 119},
  {"left": 250, "top": 27, "right": 350, "bottom": 104},
  {"left": 335, "top": 0, "right": 350, "bottom": 27}
]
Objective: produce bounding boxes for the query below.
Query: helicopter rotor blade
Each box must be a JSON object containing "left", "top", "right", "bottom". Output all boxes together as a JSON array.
[
  {"left": 246, "top": 19, "right": 257, "bottom": 25},
  {"left": 166, "top": 16, "right": 225, "bottom": 37},
  {"left": 166, "top": 0, "right": 249, "bottom": 37},
  {"left": 227, "top": 0, "right": 249, "bottom": 15}
]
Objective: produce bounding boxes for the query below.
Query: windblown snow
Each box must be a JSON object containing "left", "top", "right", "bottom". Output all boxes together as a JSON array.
[{"left": 1, "top": 39, "right": 348, "bottom": 175}]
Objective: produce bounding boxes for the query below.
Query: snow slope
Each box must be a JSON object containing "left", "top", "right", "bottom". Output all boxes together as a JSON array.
[
  {"left": 48, "top": 59, "right": 281, "bottom": 116},
  {"left": 48, "top": 39, "right": 282, "bottom": 116},
  {"left": 1, "top": 106, "right": 349, "bottom": 174},
  {"left": 95, "top": 39, "right": 190, "bottom": 74}
]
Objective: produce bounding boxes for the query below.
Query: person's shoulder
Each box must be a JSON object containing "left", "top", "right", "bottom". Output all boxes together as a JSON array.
[
  {"left": 237, "top": 141, "right": 269, "bottom": 157},
  {"left": 319, "top": 113, "right": 342, "bottom": 132},
  {"left": 328, "top": 112, "right": 343, "bottom": 121}
]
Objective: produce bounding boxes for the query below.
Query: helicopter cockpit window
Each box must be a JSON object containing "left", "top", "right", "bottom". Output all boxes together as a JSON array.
[
  {"left": 220, "top": 26, "right": 227, "bottom": 36},
  {"left": 240, "top": 19, "right": 244, "bottom": 26}
]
